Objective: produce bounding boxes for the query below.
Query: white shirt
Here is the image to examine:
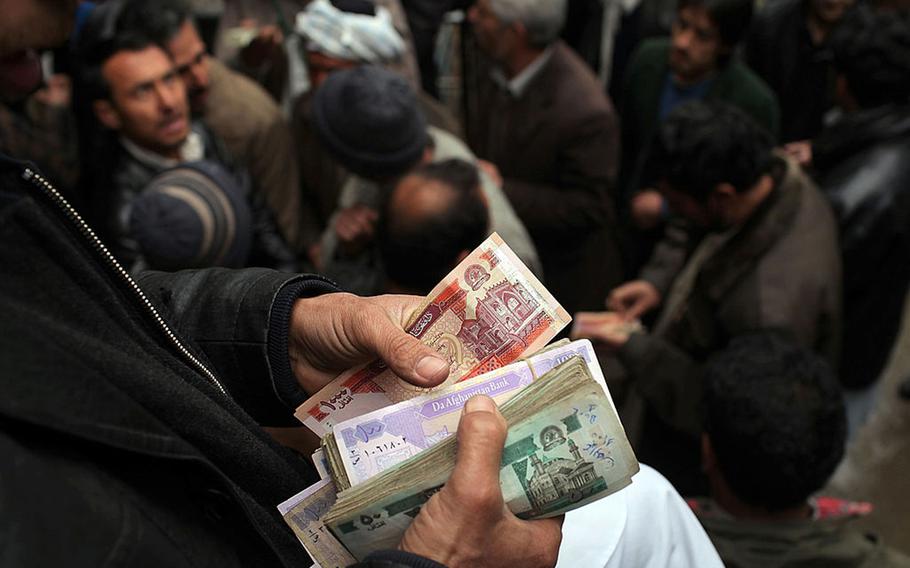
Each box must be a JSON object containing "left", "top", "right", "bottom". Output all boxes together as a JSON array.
[
  {"left": 120, "top": 130, "right": 205, "bottom": 170},
  {"left": 491, "top": 46, "right": 555, "bottom": 98},
  {"left": 556, "top": 464, "right": 724, "bottom": 568}
]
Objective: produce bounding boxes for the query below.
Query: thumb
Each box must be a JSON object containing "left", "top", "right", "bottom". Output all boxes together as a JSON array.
[
  {"left": 446, "top": 396, "right": 508, "bottom": 503},
  {"left": 363, "top": 311, "right": 450, "bottom": 387},
  {"left": 624, "top": 302, "right": 644, "bottom": 321}
]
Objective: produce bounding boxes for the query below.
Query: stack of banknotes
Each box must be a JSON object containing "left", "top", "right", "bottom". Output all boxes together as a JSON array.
[{"left": 277, "top": 234, "right": 639, "bottom": 566}]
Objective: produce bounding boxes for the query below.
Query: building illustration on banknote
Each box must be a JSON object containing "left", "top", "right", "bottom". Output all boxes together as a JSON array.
[
  {"left": 507, "top": 415, "right": 608, "bottom": 517},
  {"left": 458, "top": 264, "right": 541, "bottom": 350}
]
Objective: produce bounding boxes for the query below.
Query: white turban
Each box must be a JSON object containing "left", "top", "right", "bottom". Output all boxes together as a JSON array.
[{"left": 295, "top": 0, "right": 406, "bottom": 63}]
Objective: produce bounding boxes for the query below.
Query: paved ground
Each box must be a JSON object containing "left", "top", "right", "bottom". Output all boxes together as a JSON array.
[{"left": 826, "top": 295, "right": 910, "bottom": 554}]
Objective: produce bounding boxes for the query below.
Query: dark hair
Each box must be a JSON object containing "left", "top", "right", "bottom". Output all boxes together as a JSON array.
[
  {"left": 645, "top": 100, "right": 775, "bottom": 202},
  {"left": 678, "top": 0, "right": 753, "bottom": 47},
  {"left": 379, "top": 159, "right": 489, "bottom": 293},
  {"left": 331, "top": 0, "right": 377, "bottom": 16},
  {"left": 703, "top": 332, "right": 847, "bottom": 511},
  {"left": 117, "top": 0, "right": 192, "bottom": 46},
  {"left": 830, "top": 6, "right": 910, "bottom": 108},
  {"left": 73, "top": 0, "right": 160, "bottom": 102}
]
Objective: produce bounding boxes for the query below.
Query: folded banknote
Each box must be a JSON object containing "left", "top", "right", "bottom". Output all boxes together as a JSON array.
[
  {"left": 278, "top": 478, "right": 356, "bottom": 568},
  {"left": 295, "top": 233, "right": 571, "bottom": 436}
]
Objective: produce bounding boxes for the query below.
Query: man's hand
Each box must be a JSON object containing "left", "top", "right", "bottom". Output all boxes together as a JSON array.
[
  {"left": 32, "top": 74, "right": 71, "bottom": 108},
  {"left": 477, "top": 159, "right": 503, "bottom": 188},
  {"left": 307, "top": 242, "right": 323, "bottom": 271},
  {"left": 607, "top": 280, "right": 661, "bottom": 320},
  {"left": 783, "top": 140, "right": 812, "bottom": 168},
  {"left": 630, "top": 189, "right": 665, "bottom": 230},
  {"left": 570, "top": 311, "right": 635, "bottom": 351},
  {"left": 399, "top": 396, "right": 563, "bottom": 568},
  {"left": 334, "top": 204, "right": 378, "bottom": 257},
  {"left": 289, "top": 293, "right": 449, "bottom": 394},
  {"left": 239, "top": 23, "right": 285, "bottom": 68}
]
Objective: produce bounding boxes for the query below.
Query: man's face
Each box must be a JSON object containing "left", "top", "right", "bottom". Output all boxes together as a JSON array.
[
  {"left": 669, "top": 6, "right": 724, "bottom": 84},
  {"left": 467, "top": 0, "right": 515, "bottom": 63},
  {"left": 167, "top": 20, "right": 210, "bottom": 113},
  {"left": 0, "top": 0, "right": 78, "bottom": 56},
  {"left": 809, "top": 0, "right": 854, "bottom": 25},
  {"left": 659, "top": 182, "right": 717, "bottom": 229},
  {"left": 99, "top": 46, "right": 189, "bottom": 155},
  {"left": 306, "top": 51, "right": 357, "bottom": 89}
]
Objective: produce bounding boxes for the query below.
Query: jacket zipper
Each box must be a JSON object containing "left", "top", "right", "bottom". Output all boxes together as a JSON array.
[{"left": 22, "top": 167, "right": 230, "bottom": 399}]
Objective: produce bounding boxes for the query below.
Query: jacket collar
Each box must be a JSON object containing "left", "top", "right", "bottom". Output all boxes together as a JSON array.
[
  {"left": 699, "top": 156, "right": 803, "bottom": 301},
  {"left": 492, "top": 41, "right": 566, "bottom": 153},
  {"left": 813, "top": 105, "right": 910, "bottom": 172},
  {"left": 491, "top": 45, "right": 555, "bottom": 98}
]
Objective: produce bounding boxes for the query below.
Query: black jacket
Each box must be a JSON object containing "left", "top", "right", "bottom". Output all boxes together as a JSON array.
[
  {"left": 813, "top": 106, "right": 910, "bottom": 387},
  {"left": 0, "top": 154, "right": 440, "bottom": 567},
  {"left": 744, "top": 0, "right": 836, "bottom": 143}
]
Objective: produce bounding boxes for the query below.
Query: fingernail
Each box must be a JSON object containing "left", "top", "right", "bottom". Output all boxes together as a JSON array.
[
  {"left": 415, "top": 355, "right": 449, "bottom": 383},
  {"left": 464, "top": 395, "right": 496, "bottom": 414}
]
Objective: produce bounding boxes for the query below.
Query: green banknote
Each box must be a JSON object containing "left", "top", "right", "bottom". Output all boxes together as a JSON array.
[{"left": 322, "top": 357, "right": 639, "bottom": 560}]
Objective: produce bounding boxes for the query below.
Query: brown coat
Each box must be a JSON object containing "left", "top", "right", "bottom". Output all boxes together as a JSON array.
[
  {"left": 204, "top": 59, "right": 302, "bottom": 247},
  {"left": 619, "top": 158, "right": 841, "bottom": 435},
  {"left": 467, "top": 41, "right": 622, "bottom": 315},
  {"left": 618, "top": 159, "right": 841, "bottom": 489}
]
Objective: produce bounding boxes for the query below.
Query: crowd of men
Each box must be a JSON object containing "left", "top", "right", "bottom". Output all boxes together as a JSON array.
[{"left": 2, "top": 0, "right": 910, "bottom": 566}]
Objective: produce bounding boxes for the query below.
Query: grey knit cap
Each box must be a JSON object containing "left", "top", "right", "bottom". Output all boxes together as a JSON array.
[
  {"left": 312, "top": 65, "right": 429, "bottom": 179},
  {"left": 129, "top": 161, "right": 253, "bottom": 269}
]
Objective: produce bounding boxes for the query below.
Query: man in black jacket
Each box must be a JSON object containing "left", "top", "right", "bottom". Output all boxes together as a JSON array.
[
  {"left": 744, "top": 0, "right": 854, "bottom": 143},
  {"left": 0, "top": 1, "right": 563, "bottom": 566},
  {"left": 809, "top": 7, "right": 910, "bottom": 389}
]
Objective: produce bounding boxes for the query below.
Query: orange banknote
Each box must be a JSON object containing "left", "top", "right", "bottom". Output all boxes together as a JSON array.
[{"left": 295, "top": 233, "right": 571, "bottom": 435}]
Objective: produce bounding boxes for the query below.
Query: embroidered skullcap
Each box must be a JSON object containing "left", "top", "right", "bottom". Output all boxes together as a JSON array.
[
  {"left": 129, "top": 161, "right": 252, "bottom": 269},
  {"left": 295, "top": 0, "right": 405, "bottom": 63}
]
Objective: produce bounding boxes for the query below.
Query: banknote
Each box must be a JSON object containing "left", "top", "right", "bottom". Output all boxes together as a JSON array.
[
  {"left": 323, "top": 358, "right": 639, "bottom": 560},
  {"left": 311, "top": 449, "right": 330, "bottom": 480},
  {"left": 498, "top": 387, "right": 638, "bottom": 519},
  {"left": 331, "top": 340, "right": 613, "bottom": 488},
  {"left": 278, "top": 478, "right": 356, "bottom": 568},
  {"left": 295, "top": 233, "right": 571, "bottom": 436},
  {"left": 571, "top": 312, "right": 644, "bottom": 339}
]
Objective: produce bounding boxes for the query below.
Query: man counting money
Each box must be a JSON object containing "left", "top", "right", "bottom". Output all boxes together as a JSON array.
[{"left": 0, "top": 1, "right": 561, "bottom": 566}]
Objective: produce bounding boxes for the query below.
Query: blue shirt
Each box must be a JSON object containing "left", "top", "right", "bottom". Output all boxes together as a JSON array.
[{"left": 658, "top": 73, "right": 714, "bottom": 120}]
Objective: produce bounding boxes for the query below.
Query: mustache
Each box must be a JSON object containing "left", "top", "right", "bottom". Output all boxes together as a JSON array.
[{"left": 156, "top": 108, "right": 184, "bottom": 127}]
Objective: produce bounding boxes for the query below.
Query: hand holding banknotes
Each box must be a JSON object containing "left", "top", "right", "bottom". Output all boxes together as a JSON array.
[
  {"left": 289, "top": 293, "right": 451, "bottom": 395},
  {"left": 606, "top": 280, "right": 661, "bottom": 320},
  {"left": 571, "top": 311, "right": 643, "bottom": 351},
  {"left": 399, "top": 395, "right": 563, "bottom": 568}
]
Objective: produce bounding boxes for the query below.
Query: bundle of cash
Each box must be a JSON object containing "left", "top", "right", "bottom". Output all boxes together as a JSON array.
[
  {"left": 321, "top": 357, "right": 639, "bottom": 560},
  {"left": 321, "top": 339, "right": 616, "bottom": 491},
  {"left": 571, "top": 312, "right": 645, "bottom": 338},
  {"left": 294, "top": 233, "right": 571, "bottom": 436},
  {"left": 279, "top": 234, "right": 638, "bottom": 566}
]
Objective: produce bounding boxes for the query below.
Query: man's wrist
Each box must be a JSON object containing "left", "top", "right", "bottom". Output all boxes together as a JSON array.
[{"left": 266, "top": 275, "right": 339, "bottom": 408}]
